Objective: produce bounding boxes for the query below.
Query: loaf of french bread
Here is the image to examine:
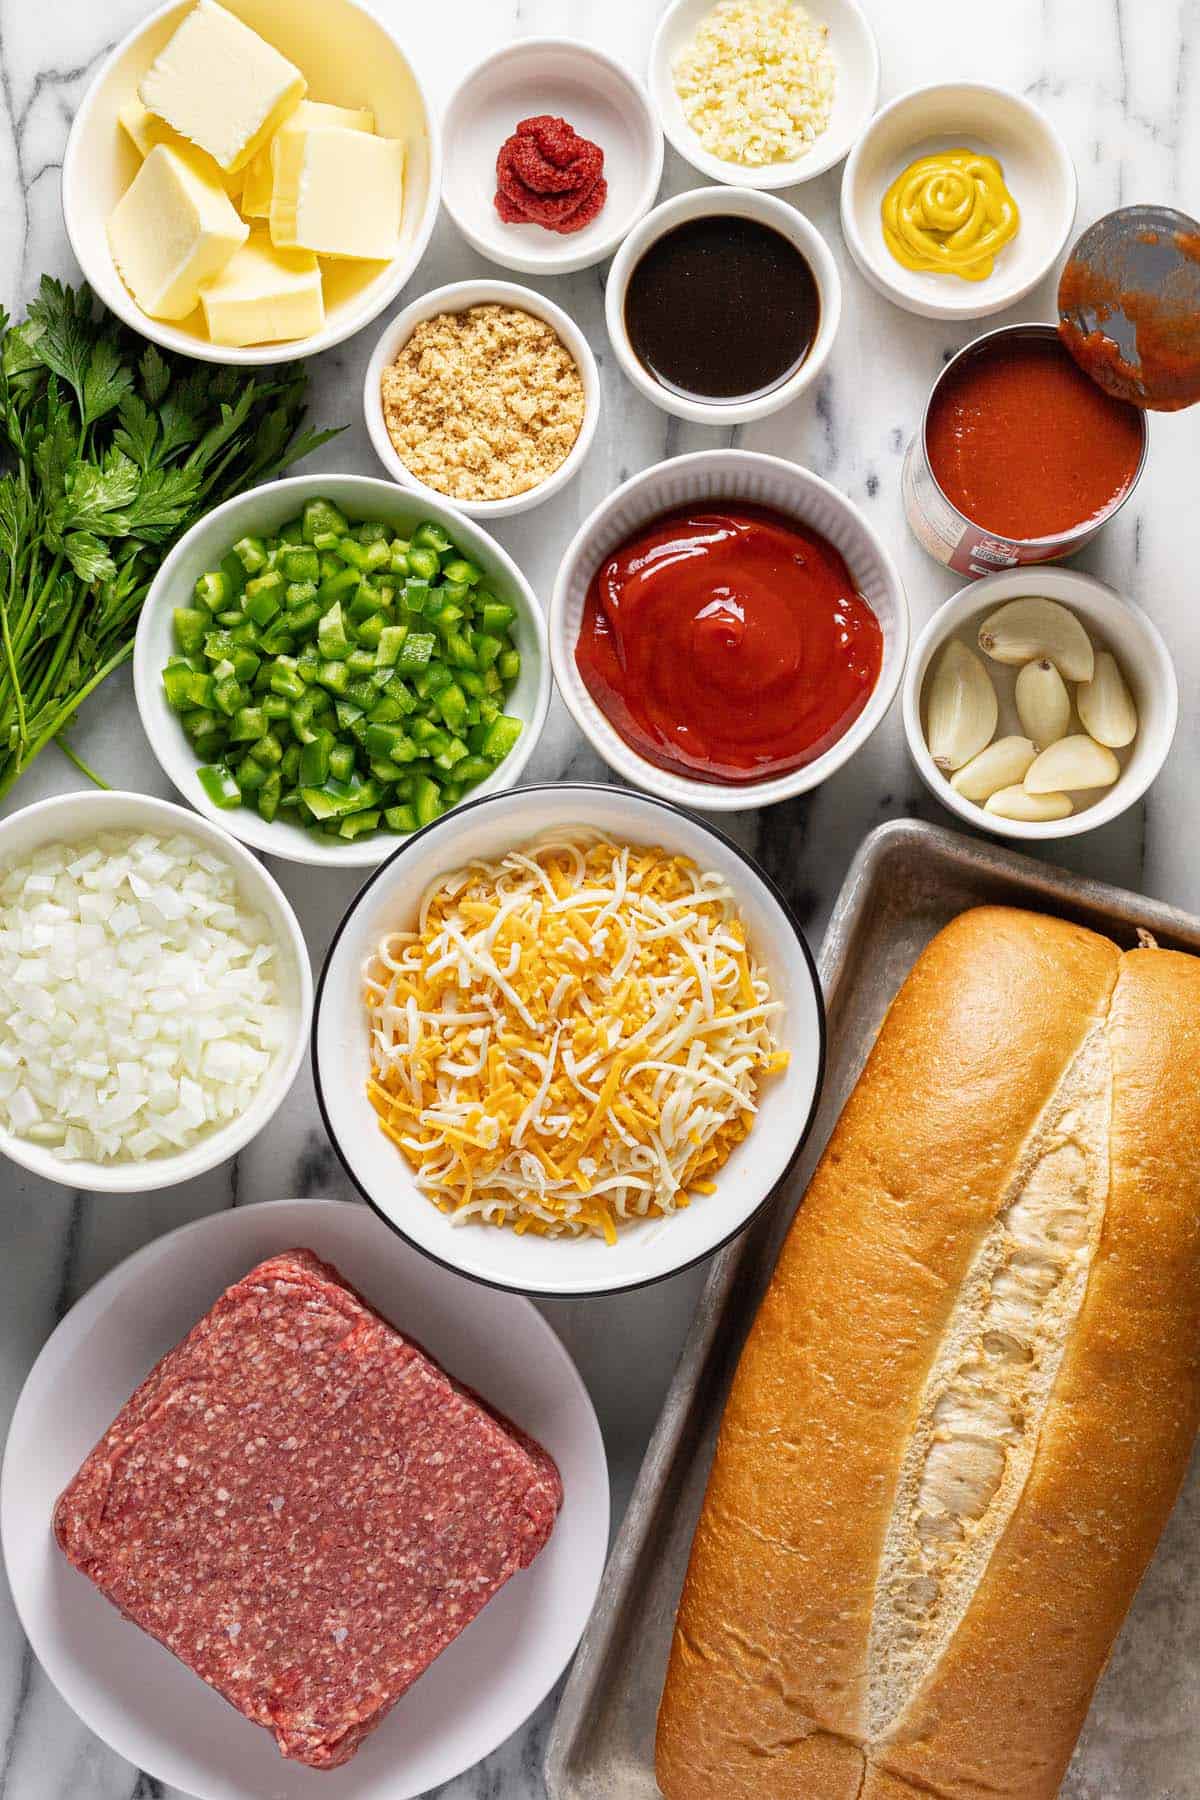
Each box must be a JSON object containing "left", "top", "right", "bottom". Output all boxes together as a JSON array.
[{"left": 656, "top": 906, "right": 1200, "bottom": 1800}]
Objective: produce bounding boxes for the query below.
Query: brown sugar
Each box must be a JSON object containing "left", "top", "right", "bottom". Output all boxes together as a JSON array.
[{"left": 381, "top": 304, "right": 586, "bottom": 502}]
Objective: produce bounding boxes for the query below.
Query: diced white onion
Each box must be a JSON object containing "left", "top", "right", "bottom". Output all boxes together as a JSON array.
[{"left": 0, "top": 830, "right": 287, "bottom": 1164}]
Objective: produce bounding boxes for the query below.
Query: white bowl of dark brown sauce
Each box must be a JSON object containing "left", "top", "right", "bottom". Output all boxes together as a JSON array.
[{"left": 605, "top": 187, "right": 842, "bottom": 424}]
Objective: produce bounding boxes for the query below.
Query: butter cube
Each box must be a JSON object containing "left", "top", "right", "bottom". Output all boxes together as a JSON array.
[
  {"left": 200, "top": 231, "right": 324, "bottom": 346},
  {"left": 138, "top": 0, "right": 306, "bottom": 174},
  {"left": 240, "top": 100, "right": 375, "bottom": 218},
  {"left": 118, "top": 97, "right": 243, "bottom": 198},
  {"left": 108, "top": 143, "right": 249, "bottom": 320},
  {"left": 118, "top": 96, "right": 173, "bottom": 159},
  {"left": 270, "top": 128, "right": 404, "bottom": 260}
]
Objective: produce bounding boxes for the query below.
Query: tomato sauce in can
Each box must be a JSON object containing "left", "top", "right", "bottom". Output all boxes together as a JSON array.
[{"left": 902, "top": 323, "right": 1148, "bottom": 577}]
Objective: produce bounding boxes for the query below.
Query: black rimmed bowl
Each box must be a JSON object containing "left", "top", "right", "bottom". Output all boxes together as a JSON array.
[{"left": 313, "top": 784, "right": 825, "bottom": 1297}]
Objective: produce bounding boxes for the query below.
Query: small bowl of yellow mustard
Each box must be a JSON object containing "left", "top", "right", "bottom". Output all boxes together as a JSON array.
[{"left": 840, "top": 82, "right": 1076, "bottom": 320}]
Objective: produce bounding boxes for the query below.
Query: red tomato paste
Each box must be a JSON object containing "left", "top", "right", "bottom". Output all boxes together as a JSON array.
[
  {"left": 495, "top": 115, "right": 607, "bottom": 234},
  {"left": 925, "top": 333, "right": 1144, "bottom": 541},
  {"left": 574, "top": 505, "right": 883, "bottom": 784}
]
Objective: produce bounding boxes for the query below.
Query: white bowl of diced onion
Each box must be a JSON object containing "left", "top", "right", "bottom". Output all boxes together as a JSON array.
[
  {"left": 313, "top": 783, "right": 826, "bottom": 1298},
  {"left": 0, "top": 790, "right": 312, "bottom": 1192}
]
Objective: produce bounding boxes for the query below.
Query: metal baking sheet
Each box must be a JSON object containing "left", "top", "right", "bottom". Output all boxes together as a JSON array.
[{"left": 544, "top": 816, "right": 1200, "bottom": 1800}]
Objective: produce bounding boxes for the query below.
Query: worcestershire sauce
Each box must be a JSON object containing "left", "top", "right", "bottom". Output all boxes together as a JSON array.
[{"left": 624, "top": 215, "right": 820, "bottom": 402}]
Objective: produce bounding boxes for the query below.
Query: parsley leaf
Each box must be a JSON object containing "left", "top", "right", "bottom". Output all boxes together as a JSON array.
[{"left": 113, "top": 391, "right": 158, "bottom": 469}]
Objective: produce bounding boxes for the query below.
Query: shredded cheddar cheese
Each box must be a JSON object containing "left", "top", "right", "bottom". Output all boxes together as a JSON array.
[{"left": 363, "top": 834, "right": 787, "bottom": 1242}]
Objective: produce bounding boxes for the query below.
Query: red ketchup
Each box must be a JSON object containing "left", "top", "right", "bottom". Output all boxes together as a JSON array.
[{"left": 574, "top": 505, "right": 883, "bottom": 784}]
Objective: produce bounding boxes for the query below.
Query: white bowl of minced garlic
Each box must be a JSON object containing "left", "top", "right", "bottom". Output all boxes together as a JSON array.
[{"left": 364, "top": 279, "right": 601, "bottom": 519}]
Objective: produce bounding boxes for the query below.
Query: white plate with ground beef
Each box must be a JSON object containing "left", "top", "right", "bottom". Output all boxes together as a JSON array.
[{"left": 1, "top": 1198, "right": 609, "bottom": 1800}]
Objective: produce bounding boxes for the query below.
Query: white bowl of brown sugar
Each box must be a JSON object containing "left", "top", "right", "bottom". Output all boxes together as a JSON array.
[{"left": 364, "top": 279, "right": 601, "bottom": 519}]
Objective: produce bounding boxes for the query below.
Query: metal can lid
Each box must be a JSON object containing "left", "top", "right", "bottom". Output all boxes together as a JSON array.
[{"left": 1057, "top": 204, "right": 1200, "bottom": 412}]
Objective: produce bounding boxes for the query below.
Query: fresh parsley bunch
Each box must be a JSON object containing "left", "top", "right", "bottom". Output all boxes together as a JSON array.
[{"left": 0, "top": 277, "right": 341, "bottom": 799}]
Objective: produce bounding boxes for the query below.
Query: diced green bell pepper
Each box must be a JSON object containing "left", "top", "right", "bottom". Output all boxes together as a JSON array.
[
  {"left": 174, "top": 607, "right": 208, "bottom": 655},
  {"left": 197, "top": 764, "right": 241, "bottom": 808},
  {"left": 317, "top": 601, "right": 352, "bottom": 659},
  {"left": 302, "top": 498, "right": 350, "bottom": 543},
  {"left": 481, "top": 714, "right": 523, "bottom": 761}
]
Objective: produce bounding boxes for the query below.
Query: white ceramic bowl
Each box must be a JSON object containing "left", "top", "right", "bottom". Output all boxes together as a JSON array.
[
  {"left": 441, "top": 39, "right": 663, "bottom": 276},
  {"left": 62, "top": 0, "right": 441, "bottom": 364},
  {"left": 364, "top": 280, "right": 601, "bottom": 518},
  {"left": 902, "top": 567, "right": 1178, "bottom": 841},
  {"left": 313, "top": 784, "right": 826, "bottom": 1298},
  {"left": 550, "top": 449, "right": 907, "bottom": 810},
  {"left": 1, "top": 1198, "right": 609, "bottom": 1800},
  {"left": 605, "top": 188, "right": 842, "bottom": 425},
  {"left": 841, "top": 82, "right": 1077, "bottom": 321},
  {"left": 133, "top": 474, "right": 551, "bottom": 868},
  {"left": 0, "top": 790, "right": 311, "bottom": 1192},
  {"left": 650, "top": 0, "right": 879, "bottom": 190}
]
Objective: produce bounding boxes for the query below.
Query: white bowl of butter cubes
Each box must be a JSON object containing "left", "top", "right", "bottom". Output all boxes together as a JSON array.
[
  {"left": 0, "top": 790, "right": 312, "bottom": 1192},
  {"left": 63, "top": 0, "right": 441, "bottom": 363}
]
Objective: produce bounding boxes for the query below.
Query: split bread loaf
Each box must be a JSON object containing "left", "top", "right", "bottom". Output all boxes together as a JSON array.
[{"left": 656, "top": 905, "right": 1200, "bottom": 1800}]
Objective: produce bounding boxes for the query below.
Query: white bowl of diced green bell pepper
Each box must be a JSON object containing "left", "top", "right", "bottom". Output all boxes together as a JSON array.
[{"left": 133, "top": 474, "right": 551, "bottom": 867}]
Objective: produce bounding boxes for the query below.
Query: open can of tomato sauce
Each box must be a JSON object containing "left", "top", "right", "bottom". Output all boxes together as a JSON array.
[{"left": 902, "top": 322, "right": 1149, "bottom": 577}]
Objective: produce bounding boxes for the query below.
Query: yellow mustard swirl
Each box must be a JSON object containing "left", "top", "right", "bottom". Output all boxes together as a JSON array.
[{"left": 881, "top": 148, "right": 1019, "bottom": 282}]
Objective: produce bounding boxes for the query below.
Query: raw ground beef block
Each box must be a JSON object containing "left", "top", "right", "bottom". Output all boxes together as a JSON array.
[{"left": 53, "top": 1248, "right": 563, "bottom": 1771}]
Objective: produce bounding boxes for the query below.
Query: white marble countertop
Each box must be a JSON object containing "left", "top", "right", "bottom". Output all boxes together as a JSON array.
[{"left": 0, "top": 0, "right": 1198, "bottom": 1795}]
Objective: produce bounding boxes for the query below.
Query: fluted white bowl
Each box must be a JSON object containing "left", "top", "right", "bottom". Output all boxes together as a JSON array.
[{"left": 549, "top": 449, "right": 908, "bottom": 810}]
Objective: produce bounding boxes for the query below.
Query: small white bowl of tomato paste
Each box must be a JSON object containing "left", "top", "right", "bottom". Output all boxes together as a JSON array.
[
  {"left": 441, "top": 39, "right": 664, "bottom": 277},
  {"left": 549, "top": 448, "right": 908, "bottom": 811}
]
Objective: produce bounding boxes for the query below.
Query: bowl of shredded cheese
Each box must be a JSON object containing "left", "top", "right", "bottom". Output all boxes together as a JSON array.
[
  {"left": 313, "top": 784, "right": 825, "bottom": 1296},
  {"left": 650, "top": 0, "right": 880, "bottom": 190}
]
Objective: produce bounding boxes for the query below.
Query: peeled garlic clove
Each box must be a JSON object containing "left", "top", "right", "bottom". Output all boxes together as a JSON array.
[
  {"left": 1015, "top": 658, "right": 1072, "bottom": 749},
  {"left": 926, "top": 640, "right": 999, "bottom": 772},
  {"left": 977, "top": 598, "right": 1095, "bottom": 682},
  {"left": 1077, "top": 651, "right": 1138, "bottom": 748},
  {"left": 1024, "top": 733, "right": 1121, "bottom": 793},
  {"left": 985, "top": 785, "right": 1074, "bottom": 821},
  {"left": 950, "top": 735, "right": 1038, "bottom": 801}
]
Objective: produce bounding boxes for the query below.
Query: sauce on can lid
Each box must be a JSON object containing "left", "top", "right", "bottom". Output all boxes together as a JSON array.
[
  {"left": 1058, "top": 223, "right": 1200, "bottom": 412},
  {"left": 623, "top": 217, "right": 820, "bottom": 404},
  {"left": 925, "top": 333, "right": 1144, "bottom": 542},
  {"left": 574, "top": 504, "right": 882, "bottom": 784}
]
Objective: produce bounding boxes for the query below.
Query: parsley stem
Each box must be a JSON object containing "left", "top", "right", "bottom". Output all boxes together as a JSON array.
[
  {"left": 55, "top": 734, "right": 110, "bottom": 788},
  {"left": 0, "top": 570, "right": 27, "bottom": 746},
  {"left": 0, "top": 637, "right": 133, "bottom": 800}
]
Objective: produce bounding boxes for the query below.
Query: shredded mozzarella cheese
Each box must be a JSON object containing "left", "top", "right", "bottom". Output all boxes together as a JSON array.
[
  {"left": 363, "top": 834, "right": 787, "bottom": 1243},
  {"left": 673, "top": 0, "right": 836, "bottom": 168}
]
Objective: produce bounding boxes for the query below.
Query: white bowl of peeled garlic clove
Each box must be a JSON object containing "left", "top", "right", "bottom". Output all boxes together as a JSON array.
[{"left": 902, "top": 568, "right": 1178, "bottom": 841}]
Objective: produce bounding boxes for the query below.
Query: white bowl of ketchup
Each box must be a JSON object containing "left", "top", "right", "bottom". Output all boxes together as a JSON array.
[{"left": 549, "top": 448, "right": 908, "bottom": 811}]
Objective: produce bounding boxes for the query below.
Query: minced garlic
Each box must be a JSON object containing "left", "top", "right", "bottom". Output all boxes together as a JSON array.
[
  {"left": 380, "top": 304, "right": 585, "bottom": 503},
  {"left": 673, "top": 0, "right": 837, "bottom": 168}
]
